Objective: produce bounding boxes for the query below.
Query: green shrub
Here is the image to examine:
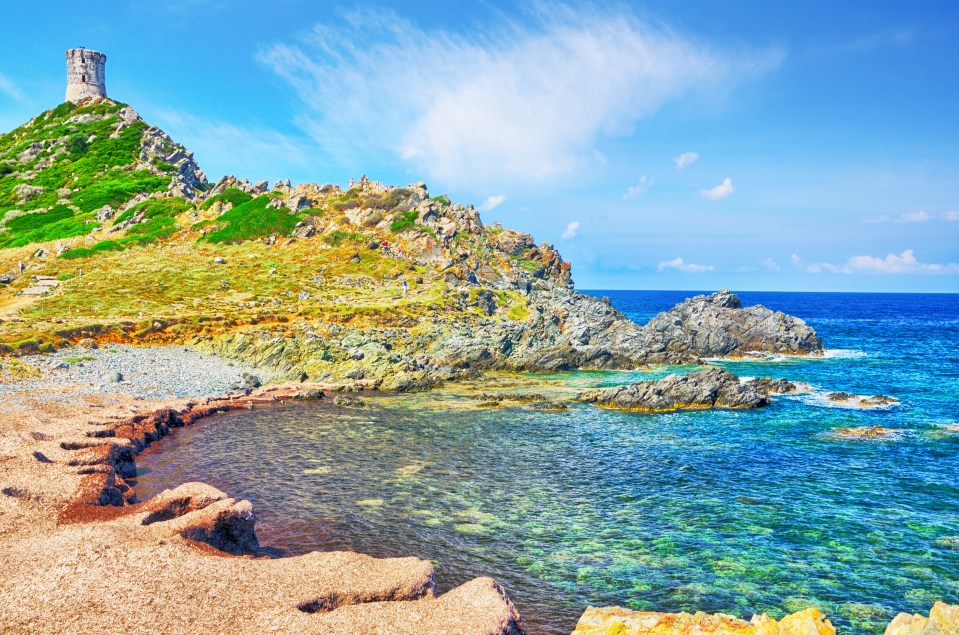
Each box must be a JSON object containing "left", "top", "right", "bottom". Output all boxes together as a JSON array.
[
  {"left": 390, "top": 210, "right": 419, "bottom": 233},
  {"left": 200, "top": 187, "right": 253, "bottom": 210}
]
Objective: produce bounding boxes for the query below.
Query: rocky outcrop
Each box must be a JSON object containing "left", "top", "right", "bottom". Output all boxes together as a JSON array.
[
  {"left": 637, "top": 290, "right": 824, "bottom": 358},
  {"left": 745, "top": 377, "right": 798, "bottom": 395},
  {"left": 571, "top": 606, "right": 836, "bottom": 635},
  {"left": 577, "top": 367, "right": 768, "bottom": 412},
  {"left": 883, "top": 602, "right": 958, "bottom": 635}
]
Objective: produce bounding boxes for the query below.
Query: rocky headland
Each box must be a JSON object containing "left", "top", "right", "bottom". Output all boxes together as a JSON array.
[{"left": 0, "top": 97, "right": 937, "bottom": 634}]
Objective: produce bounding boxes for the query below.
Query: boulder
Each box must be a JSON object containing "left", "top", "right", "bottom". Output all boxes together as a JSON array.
[
  {"left": 638, "top": 290, "right": 824, "bottom": 358},
  {"left": 13, "top": 184, "right": 43, "bottom": 203},
  {"left": 578, "top": 367, "right": 768, "bottom": 412},
  {"left": 95, "top": 205, "right": 115, "bottom": 222},
  {"left": 884, "top": 602, "right": 959, "bottom": 635},
  {"left": 745, "top": 377, "right": 797, "bottom": 395}
]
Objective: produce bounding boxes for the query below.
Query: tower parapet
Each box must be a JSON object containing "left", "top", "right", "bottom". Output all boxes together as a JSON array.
[{"left": 65, "top": 48, "right": 107, "bottom": 102}]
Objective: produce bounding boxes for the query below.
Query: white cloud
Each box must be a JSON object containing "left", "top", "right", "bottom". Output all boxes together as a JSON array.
[
  {"left": 673, "top": 151, "right": 699, "bottom": 170},
  {"left": 792, "top": 251, "right": 958, "bottom": 275},
  {"left": 259, "top": 6, "right": 780, "bottom": 186},
  {"left": 896, "top": 211, "right": 929, "bottom": 223},
  {"left": 700, "top": 177, "right": 735, "bottom": 200},
  {"left": 478, "top": 195, "right": 506, "bottom": 212},
  {"left": 0, "top": 72, "right": 26, "bottom": 104},
  {"left": 561, "top": 221, "right": 580, "bottom": 240},
  {"left": 760, "top": 258, "right": 781, "bottom": 271},
  {"left": 942, "top": 211, "right": 958, "bottom": 221},
  {"left": 150, "top": 108, "right": 313, "bottom": 182},
  {"left": 593, "top": 150, "right": 608, "bottom": 167},
  {"left": 624, "top": 175, "right": 654, "bottom": 199},
  {"left": 658, "top": 257, "right": 715, "bottom": 273}
]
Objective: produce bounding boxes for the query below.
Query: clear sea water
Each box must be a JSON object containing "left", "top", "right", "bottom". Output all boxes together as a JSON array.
[{"left": 136, "top": 291, "right": 959, "bottom": 635}]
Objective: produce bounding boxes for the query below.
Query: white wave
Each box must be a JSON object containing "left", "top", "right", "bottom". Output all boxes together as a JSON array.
[
  {"left": 788, "top": 389, "right": 899, "bottom": 411},
  {"left": 705, "top": 348, "right": 868, "bottom": 363}
]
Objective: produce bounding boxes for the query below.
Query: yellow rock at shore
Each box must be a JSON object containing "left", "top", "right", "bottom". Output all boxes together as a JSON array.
[
  {"left": 884, "top": 602, "right": 959, "bottom": 635},
  {"left": 571, "top": 606, "right": 836, "bottom": 635}
]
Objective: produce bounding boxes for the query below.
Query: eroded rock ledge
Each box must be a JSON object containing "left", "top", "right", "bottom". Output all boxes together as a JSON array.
[{"left": 0, "top": 384, "right": 525, "bottom": 635}]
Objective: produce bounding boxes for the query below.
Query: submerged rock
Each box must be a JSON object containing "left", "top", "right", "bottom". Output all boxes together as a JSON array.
[
  {"left": 571, "top": 605, "right": 836, "bottom": 635},
  {"left": 577, "top": 367, "right": 768, "bottom": 413},
  {"left": 827, "top": 393, "right": 898, "bottom": 408},
  {"left": 638, "top": 290, "right": 824, "bottom": 359},
  {"left": 834, "top": 425, "right": 903, "bottom": 440}
]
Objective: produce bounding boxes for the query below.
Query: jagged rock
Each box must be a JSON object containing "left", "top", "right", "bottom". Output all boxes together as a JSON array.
[
  {"left": 884, "top": 602, "right": 959, "bottom": 635},
  {"left": 95, "top": 205, "right": 115, "bottom": 222},
  {"left": 494, "top": 230, "right": 535, "bottom": 256},
  {"left": 746, "top": 377, "right": 797, "bottom": 395},
  {"left": 578, "top": 367, "right": 768, "bottom": 412},
  {"left": 639, "top": 290, "right": 824, "bottom": 358},
  {"left": 572, "top": 606, "right": 836, "bottom": 635}
]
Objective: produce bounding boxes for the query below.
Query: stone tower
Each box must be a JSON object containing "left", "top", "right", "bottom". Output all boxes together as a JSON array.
[{"left": 65, "top": 48, "right": 107, "bottom": 102}]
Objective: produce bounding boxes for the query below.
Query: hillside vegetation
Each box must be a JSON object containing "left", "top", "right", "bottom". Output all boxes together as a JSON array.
[{"left": 0, "top": 98, "right": 574, "bottom": 380}]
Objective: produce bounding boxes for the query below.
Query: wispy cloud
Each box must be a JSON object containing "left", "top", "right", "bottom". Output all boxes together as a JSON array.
[
  {"left": 478, "top": 195, "right": 506, "bottom": 212},
  {"left": 700, "top": 177, "right": 735, "bottom": 200},
  {"left": 150, "top": 108, "right": 313, "bottom": 182},
  {"left": 624, "top": 175, "right": 654, "bottom": 199},
  {"left": 561, "top": 221, "right": 581, "bottom": 240},
  {"left": 944, "top": 211, "right": 959, "bottom": 221},
  {"left": 673, "top": 151, "right": 699, "bottom": 170},
  {"left": 792, "top": 250, "right": 958, "bottom": 275},
  {"left": 0, "top": 72, "right": 26, "bottom": 104},
  {"left": 861, "top": 210, "right": 946, "bottom": 224},
  {"left": 259, "top": 5, "right": 781, "bottom": 187},
  {"left": 760, "top": 258, "right": 781, "bottom": 271},
  {"left": 658, "top": 257, "right": 715, "bottom": 273}
]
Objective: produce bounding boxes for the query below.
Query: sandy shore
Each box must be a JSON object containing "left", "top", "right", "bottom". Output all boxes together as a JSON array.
[{"left": 0, "top": 346, "right": 524, "bottom": 634}]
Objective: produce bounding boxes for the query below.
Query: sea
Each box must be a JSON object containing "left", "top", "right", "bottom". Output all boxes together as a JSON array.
[{"left": 135, "top": 291, "right": 959, "bottom": 635}]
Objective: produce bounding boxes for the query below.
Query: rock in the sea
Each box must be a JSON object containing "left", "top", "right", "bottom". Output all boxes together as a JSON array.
[
  {"left": 827, "top": 393, "right": 898, "bottom": 408},
  {"left": 639, "top": 289, "right": 824, "bottom": 358},
  {"left": 745, "top": 377, "right": 797, "bottom": 395},
  {"left": 332, "top": 395, "right": 365, "bottom": 408},
  {"left": 572, "top": 605, "right": 836, "bottom": 635},
  {"left": 884, "top": 602, "right": 959, "bottom": 635},
  {"left": 835, "top": 425, "right": 902, "bottom": 440},
  {"left": 578, "top": 367, "right": 767, "bottom": 413}
]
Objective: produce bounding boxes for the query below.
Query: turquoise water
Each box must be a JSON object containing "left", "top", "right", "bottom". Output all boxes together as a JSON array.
[{"left": 136, "top": 292, "right": 959, "bottom": 634}]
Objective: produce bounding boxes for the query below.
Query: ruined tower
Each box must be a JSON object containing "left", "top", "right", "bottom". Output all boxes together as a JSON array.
[{"left": 65, "top": 48, "right": 107, "bottom": 102}]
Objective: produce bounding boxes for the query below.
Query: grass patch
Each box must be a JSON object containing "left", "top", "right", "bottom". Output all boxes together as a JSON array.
[
  {"left": 390, "top": 210, "right": 418, "bottom": 233},
  {"left": 201, "top": 195, "right": 302, "bottom": 243},
  {"left": 201, "top": 187, "right": 253, "bottom": 210}
]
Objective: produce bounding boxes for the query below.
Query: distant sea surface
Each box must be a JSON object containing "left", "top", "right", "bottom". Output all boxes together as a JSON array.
[{"left": 137, "top": 291, "right": 959, "bottom": 635}]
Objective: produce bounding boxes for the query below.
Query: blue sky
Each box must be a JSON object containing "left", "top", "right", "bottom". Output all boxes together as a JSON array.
[{"left": 1, "top": 1, "right": 957, "bottom": 292}]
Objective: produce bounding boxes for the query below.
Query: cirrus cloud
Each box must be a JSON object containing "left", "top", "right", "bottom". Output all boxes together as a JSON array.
[{"left": 259, "top": 5, "right": 781, "bottom": 187}]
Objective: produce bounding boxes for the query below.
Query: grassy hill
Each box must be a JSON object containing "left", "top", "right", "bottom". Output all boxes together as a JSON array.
[{"left": 0, "top": 99, "right": 567, "bottom": 374}]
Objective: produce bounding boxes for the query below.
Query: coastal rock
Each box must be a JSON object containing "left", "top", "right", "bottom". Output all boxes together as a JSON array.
[
  {"left": 638, "top": 290, "right": 824, "bottom": 358},
  {"left": 577, "top": 367, "right": 768, "bottom": 412},
  {"left": 746, "top": 377, "right": 797, "bottom": 395},
  {"left": 884, "top": 602, "right": 959, "bottom": 635},
  {"left": 834, "top": 426, "right": 903, "bottom": 440},
  {"left": 571, "top": 606, "right": 836, "bottom": 635},
  {"left": 827, "top": 393, "right": 898, "bottom": 408}
]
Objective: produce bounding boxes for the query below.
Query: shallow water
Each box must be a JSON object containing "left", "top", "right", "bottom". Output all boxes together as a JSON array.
[{"left": 136, "top": 291, "right": 959, "bottom": 634}]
